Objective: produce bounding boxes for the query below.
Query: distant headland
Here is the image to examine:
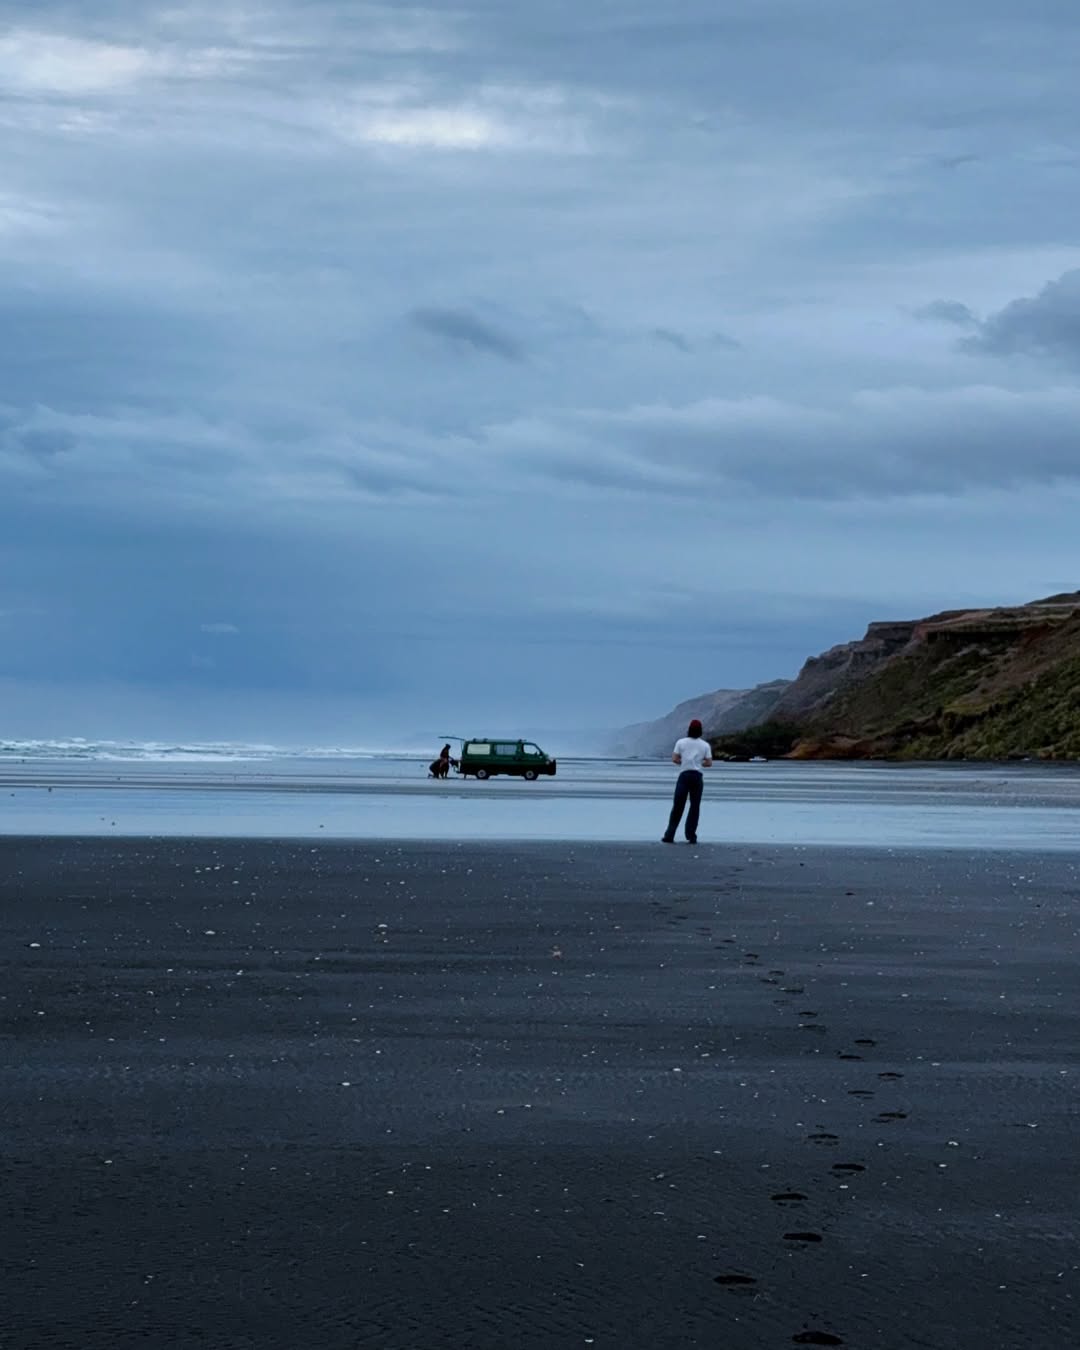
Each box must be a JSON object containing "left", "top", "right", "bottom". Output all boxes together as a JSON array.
[{"left": 613, "top": 592, "right": 1080, "bottom": 761}]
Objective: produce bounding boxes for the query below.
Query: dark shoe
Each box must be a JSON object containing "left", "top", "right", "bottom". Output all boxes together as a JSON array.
[
  {"left": 686, "top": 837, "right": 698, "bottom": 845},
  {"left": 661, "top": 836, "right": 675, "bottom": 844}
]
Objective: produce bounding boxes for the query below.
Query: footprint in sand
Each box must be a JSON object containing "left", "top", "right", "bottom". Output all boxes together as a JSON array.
[
  {"left": 848, "top": 1089, "right": 874, "bottom": 1099},
  {"left": 799, "top": 1010, "right": 818, "bottom": 1017},
  {"left": 783, "top": 1231, "right": 823, "bottom": 1244},
  {"left": 806, "top": 1132, "right": 838, "bottom": 1144},
  {"left": 878, "top": 1071, "right": 904, "bottom": 1080},
  {"left": 714, "top": 1273, "right": 758, "bottom": 1287},
  {"left": 771, "top": 1191, "right": 808, "bottom": 1204},
  {"left": 837, "top": 1053, "right": 863, "bottom": 1061},
  {"left": 769, "top": 969, "right": 785, "bottom": 976},
  {"left": 854, "top": 1038, "right": 876, "bottom": 1047},
  {"left": 783, "top": 986, "right": 805, "bottom": 994},
  {"left": 831, "top": 1163, "right": 865, "bottom": 1175},
  {"left": 793, "top": 1333, "right": 844, "bottom": 1346},
  {"left": 873, "top": 1111, "right": 908, "bottom": 1122}
]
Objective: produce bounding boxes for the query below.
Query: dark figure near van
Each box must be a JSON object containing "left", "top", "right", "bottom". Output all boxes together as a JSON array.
[
  {"left": 662, "top": 718, "right": 713, "bottom": 844},
  {"left": 429, "top": 744, "right": 457, "bottom": 779}
]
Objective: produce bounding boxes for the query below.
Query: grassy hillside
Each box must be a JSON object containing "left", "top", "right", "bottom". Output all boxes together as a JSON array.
[
  {"left": 703, "top": 596, "right": 1080, "bottom": 762},
  {"left": 787, "top": 608, "right": 1080, "bottom": 760}
]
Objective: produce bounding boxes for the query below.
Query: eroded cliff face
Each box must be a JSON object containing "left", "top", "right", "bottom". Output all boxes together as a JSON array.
[
  {"left": 787, "top": 595, "right": 1080, "bottom": 760},
  {"left": 769, "top": 622, "right": 920, "bottom": 722}
]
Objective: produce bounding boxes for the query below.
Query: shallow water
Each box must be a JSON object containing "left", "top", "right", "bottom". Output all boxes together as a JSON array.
[{"left": 3, "top": 756, "right": 1080, "bottom": 849}]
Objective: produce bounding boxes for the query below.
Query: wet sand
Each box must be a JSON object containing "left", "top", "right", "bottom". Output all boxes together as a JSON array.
[{"left": 3, "top": 837, "right": 1079, "bottom": 1349}]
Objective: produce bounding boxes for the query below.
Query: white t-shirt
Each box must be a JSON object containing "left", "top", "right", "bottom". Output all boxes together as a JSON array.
[{"left": 673, "top": 736, "right": 712, "bottom": 772}]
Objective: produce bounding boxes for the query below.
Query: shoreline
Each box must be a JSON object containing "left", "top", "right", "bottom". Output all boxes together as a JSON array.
[{"left": 7, "top": 754, "right": 1080, "bottom": 852}]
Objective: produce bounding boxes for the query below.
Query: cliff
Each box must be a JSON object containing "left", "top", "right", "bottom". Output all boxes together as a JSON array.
[
  {"left": 767, "top": 593, "right": 1080, "bottom": 760},
  {"left": 610, "top": 680, "right": 790, "bottom": 757},
  {"left": 768, "top": 615, "right": 962, "bottom": 722}
]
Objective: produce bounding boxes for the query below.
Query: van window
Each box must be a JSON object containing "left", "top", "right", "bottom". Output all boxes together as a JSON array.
[
  {"left": 465, "top": 742, "right": 491, "bottom": 755},
  {"left": 494, "top": 742, "right": 518, "bottom": 756},
  {"left": 523, "top": 743, "right": 542, "bottom": 755}
]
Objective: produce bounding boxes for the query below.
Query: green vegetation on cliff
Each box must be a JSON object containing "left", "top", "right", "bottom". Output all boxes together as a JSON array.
[
  {"left": 787, "top": 602, "right": 1080, "bottom": 761},
  {"left": 711, "top": 721, "right": 802, "bottom": 760}
]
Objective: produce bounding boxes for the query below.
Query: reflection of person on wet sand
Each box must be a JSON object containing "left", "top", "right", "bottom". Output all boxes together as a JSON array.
[{"left": 429, "top": 743, "right": 458, "bottom": 779}]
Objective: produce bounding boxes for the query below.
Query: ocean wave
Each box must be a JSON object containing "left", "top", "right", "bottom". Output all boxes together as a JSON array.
[{"left": 0, "top": 739, "right": 422, "bottom": 763}]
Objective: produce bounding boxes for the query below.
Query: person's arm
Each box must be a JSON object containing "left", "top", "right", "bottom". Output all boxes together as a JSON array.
[{"left": 671, "top": 739, "right": 682, "bottom": 765}]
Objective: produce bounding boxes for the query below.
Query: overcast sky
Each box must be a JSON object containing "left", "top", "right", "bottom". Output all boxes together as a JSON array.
[{"left": 3, "top": 1, "right": 1080, "bottom": 747}]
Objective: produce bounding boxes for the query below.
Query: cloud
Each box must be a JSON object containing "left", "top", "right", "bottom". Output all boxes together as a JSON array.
[
  {"left": 963, "top": 270, "right": 1080, "bottom": 364},
  {"left": 200, "top": 622, "right": 239, "bottom": 634},
  {"left": 0, "top": 27, "right": 257, "bottom": 98},
  {"left": 488, "top": 383, "right": 1080, "bottom": 502},
  {"left": 8, "top": 0, "right": 1080, "bottom": 738},
  {"left": 651, "top": 327, "right": 741, "bottom": 354},
  {"left": 10, "top": 371, "right": 1080, "bottom": 525},
  {"left": 348, "top": 106, "right": 516, "bottom": 150},
  {"left": 710, "top": 331, "right": 742, "bottom": 351},
  {"left": 328, "top": 80, "right": 601, "bottom": 153},
  {"left": 914, "top": 299, "right": 977, "bottom": 326},
  {"left": 18, "top": 428, "right": 77, "bottom": 460},
  {"left": 652, "top": 327, "right": 692, "bottom": 353},
  {"left": 410, "top": 306, "right": 524, "bottom": 360},
  {"left": 154, "top": 1, "right": 464, "bottom": 57},
  {"left": 0, "top": 192, "right": 64, "bottom": 239},
  {"left": 0, "top": 31, "right": 157, "bottom": 94},
  {"left": 0, "top": 400, "right": 474, "bottom": 513}
]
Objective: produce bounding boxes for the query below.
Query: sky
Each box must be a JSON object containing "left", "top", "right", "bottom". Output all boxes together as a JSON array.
[{"left": 3, "top": 0, "right": 1080, "bottom": 748}]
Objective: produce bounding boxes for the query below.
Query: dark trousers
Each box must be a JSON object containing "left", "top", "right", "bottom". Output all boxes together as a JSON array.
[{"left": 665, "top": 769, "right": 704, "bottom": 841}]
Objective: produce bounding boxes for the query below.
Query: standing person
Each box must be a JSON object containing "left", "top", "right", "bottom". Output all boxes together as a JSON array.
[{"left": 662, "top": 718, "right": 713, "bottom": 844}]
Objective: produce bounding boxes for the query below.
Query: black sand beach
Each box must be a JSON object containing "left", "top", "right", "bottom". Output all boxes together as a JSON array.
[{"left": 3, "top": 837, "right": 1078, "bottom": 1349}]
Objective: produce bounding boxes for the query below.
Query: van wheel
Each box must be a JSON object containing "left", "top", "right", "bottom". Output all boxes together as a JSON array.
[
  {"left": 523, "top": 769, "right": 538, "bottom": 781},
  {"left": 475, "top": 768, "right": 490, "bottom": 780}
]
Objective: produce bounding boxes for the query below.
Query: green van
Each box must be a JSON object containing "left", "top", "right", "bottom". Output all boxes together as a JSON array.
[{"left": 458, "top": 738, "right": 557, "bottom": 781}]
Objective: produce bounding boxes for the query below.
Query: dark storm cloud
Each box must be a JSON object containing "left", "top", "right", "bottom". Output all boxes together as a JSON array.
[
  {"left": 410, "top": 307, "right": 525, "bottom": 361},
  {"left": 963, "top": 270, "right": 1080, "bottom": 363}
]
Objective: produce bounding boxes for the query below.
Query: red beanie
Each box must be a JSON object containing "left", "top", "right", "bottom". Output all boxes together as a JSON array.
[{"left": 688, "top": 719, "right": 703, "bottom": 737}]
